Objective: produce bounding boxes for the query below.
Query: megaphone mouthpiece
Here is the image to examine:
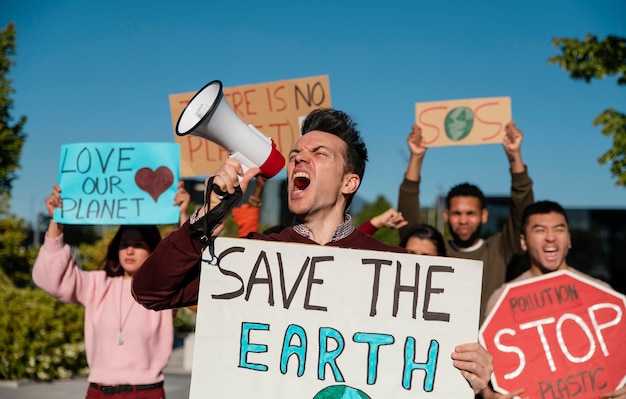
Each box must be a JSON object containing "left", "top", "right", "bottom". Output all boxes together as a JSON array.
[
  {"left": 194, "top": 103, "right": 212, "bottom": 120},
  {"left": 176, "top": 80, "right": 285, "bottom": 179}
]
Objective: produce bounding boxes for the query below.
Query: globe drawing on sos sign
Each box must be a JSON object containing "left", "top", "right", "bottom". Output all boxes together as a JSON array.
[{"left": 444, "top": 106, "right": 474, "bottom": 141}]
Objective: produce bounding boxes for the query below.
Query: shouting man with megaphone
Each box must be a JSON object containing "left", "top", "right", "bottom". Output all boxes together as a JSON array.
[{"left": 132, "top": 107, "right": 495, "bottom": 397}]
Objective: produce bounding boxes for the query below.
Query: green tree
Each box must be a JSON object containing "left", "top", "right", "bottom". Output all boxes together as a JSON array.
[
  {"left": 549, "top": 34, "right": 626, "bottom": 186},
  {"left": 0, "top": 24, "right": 83, "bottom": 381},
  {"left": 0, "top": 22, "right": 27, "bottom": 195},
  {"left": 0, "top": 22, "right": 32, "bottom": 287},
  {"left": 0, "top": 193, "right": 35, "bottom": 287},
  {"left": 353, "top": 195, "right": 401, "bottom": 246}
]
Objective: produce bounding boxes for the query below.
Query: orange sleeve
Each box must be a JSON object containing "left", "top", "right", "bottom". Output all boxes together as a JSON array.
[{"left": 231, "top": 204, "right": 260, "bottom": 237}]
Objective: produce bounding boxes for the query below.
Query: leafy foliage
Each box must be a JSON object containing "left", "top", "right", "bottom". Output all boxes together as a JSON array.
[
  {"left": 353, "top": 195, "right": 401, "bottom": 246},
  {"left": 76, "top": 226, "right": 118, "bottom": 271},
  {"left": 549, "top": 34, "right": 626, "bottom": 187},
  {"left": 549, "top": 34, "right": 626, "bottom": 85},
  {"left": 0, "top": 22, "right": 34, "bottom": 287},
  {"left": 173, "top": 307, "right": 197, "bottom": 333},
  {"left": 0, "top": 22, "right": 197, "bottom": 382},
  {"left": 0, "top": 22, "right": 27, "bottom": 195},
  {"left": 0, "top": 285, "right": 87, "bottom": 381},
  {"left": 0, "top": 192, "right": 37, "bottom": 287},
  {"left": 594, "top": 109, "right": 626, "bottom": 186}
]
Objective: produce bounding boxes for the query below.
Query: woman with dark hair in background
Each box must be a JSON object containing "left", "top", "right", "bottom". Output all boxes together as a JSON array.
[
  {"left": 400, "top": 223, "right": 447, "bottom": 256},
  {"left": 32, "top": 184, "right": 178, "bottom": 399}
]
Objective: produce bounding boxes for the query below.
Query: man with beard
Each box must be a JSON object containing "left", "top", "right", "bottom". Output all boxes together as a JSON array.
[{"left": 397, "top": 121, "right": 534, "bottom": 323}]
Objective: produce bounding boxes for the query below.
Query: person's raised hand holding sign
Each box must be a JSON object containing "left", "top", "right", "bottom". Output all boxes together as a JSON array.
[
  {"left": 174, "top": 181, "right": 191, "bottom": 226},
  {"left": 502, "top": 121, "right": 525, "bottom": 174},
  {"left": 404, "top": 124, "right": 427, "bottom": 189},
  {"left": 45, "top": 184, "right": 63, "bottom": 239}
]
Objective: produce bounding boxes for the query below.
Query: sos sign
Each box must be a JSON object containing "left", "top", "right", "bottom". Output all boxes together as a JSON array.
[
  {"left": 479, "top": 270, "right": 626, "bottom": 399},
  {"left": 415, "top": 96, "right": 511, "bottom": 147}
]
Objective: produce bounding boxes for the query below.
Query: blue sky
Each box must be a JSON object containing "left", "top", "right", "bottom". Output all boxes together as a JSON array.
[{"left": 3, "top": 0, "right": 626, "bottom": 224}]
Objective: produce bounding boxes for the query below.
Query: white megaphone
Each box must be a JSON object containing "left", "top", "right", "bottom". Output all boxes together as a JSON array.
[{"left": 176, "top": 80, "right": 285, "bottom": 179}]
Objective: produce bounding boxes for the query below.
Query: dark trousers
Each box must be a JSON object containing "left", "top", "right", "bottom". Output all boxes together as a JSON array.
[{"left": 86, "top": 382, "right": 165, "bottom": 399}]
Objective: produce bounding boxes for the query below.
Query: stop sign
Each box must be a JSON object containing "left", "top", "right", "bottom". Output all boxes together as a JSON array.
[{"left": 479, "top": 270, "right": 626, "bottom": 399}]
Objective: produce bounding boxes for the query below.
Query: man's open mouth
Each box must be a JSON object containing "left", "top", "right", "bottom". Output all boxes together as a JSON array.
[{"left": 293, "top": 172, "right": 310, "bottom": 192}]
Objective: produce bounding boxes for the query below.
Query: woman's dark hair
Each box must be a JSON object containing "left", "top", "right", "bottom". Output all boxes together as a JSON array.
[
  {"left": 103, "top": 225, "right": 161, "bottom": 277},
  {"left": 400, "top": 224, "right": 447, "bottom": 256}
]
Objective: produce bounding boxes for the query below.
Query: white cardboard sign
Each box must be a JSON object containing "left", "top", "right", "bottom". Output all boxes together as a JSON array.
[{"left": 190, "top": 237, "right": 483, "bottom": 399}]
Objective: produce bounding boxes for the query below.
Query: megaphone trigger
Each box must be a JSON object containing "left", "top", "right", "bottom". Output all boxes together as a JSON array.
[{"left": 229, "top": 152, "right": 256, "bottom": 178}]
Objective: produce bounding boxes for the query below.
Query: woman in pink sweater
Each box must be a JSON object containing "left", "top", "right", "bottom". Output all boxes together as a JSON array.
[{"left": 32, "top": 184, "right": 174, "bottom": 399}]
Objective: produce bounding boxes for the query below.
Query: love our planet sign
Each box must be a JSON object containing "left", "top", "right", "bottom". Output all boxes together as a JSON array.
[{"left": 54, "top": 142, "right": 181, "bottom": 225}]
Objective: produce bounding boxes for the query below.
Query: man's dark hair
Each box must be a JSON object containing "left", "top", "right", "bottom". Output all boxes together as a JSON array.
[
  {"left": 445, "top": 183, "right": 485, "bottom": 209},
  {"left": 301, "top": 108, "right": 367, "bottom": 180},
  {"left": 521, "top": 200, "right": 569, "bottom": 234},
  {"left": 301, "top": 108, "right": 368, "bottom": 209}
]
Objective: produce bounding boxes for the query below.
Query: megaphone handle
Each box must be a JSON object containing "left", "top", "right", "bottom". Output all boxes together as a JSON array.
[
  {"left": 230, "top": 152, "right": 255, "bottom": 180},
  {"left": 188, "top": 176, "right": 243, "bottom": 246}
]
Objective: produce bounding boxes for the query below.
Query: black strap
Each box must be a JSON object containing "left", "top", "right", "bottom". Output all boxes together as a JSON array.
[{"left": 188, "top": 176, "right": 243, "bottom": 246}]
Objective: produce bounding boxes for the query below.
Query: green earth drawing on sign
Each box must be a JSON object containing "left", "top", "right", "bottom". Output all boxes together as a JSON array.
[
  {"left": 313, "top": 384, "right": 372, "bottom": 399},
  {"left": 444, "top": 106, "right": 474, "bottom": 141}
]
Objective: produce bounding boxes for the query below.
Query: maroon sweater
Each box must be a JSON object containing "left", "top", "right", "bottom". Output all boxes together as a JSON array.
[{"left": 132, "top": 219, "right": 407, "bottom": 310}]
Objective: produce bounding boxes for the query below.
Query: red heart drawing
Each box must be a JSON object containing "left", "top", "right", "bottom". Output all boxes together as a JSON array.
[{"left": 135, "top": 166, "right": 174, "bottom": 203}]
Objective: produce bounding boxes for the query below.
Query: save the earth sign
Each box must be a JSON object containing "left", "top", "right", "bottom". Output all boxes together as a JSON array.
[
  {"left": 55, "top": 142, "right": 180, "bottom": 225},
  {"left": 190, "top": 238, "right": 484, "bottom": 399}
]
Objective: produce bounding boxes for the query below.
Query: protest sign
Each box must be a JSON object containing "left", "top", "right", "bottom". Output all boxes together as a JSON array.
[
  {"left": 55, "top": 142, "right": 180, "bottom": 225},
  {"left": 190, "top": 238, "right": 483, "bottom": 398},
  {"left": 169, "top": 75, "right": 331, "bottom": 178},
  {"left": 415, "top": 96, "right": 511, "bottom": 146},
  {"left": 479, "top": 270, "right": 626, "bottom": 399}
]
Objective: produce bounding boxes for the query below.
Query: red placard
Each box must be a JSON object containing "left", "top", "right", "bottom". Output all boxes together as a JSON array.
[{"left": 479, "top": 270, "right": 626, "bottom": 399}]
